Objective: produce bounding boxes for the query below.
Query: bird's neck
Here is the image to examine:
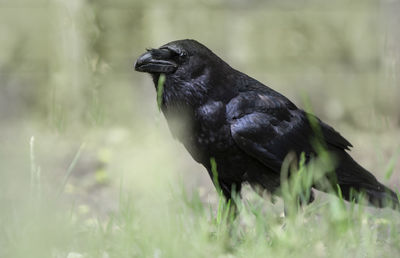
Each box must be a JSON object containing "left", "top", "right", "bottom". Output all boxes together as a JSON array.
[{"left": 153, "top": 74, "right": 208, "bottom": 109}]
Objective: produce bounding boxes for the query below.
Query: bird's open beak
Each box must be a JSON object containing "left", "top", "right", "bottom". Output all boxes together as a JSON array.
[{"left": 134, "top": 48, "right": 178, "bottom": 74}]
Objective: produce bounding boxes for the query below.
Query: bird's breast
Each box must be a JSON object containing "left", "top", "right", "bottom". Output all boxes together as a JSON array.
[
  {"left": 163, "top": 99, "right": 237, "bottom": 164},
  {"left": 193, "top": 101, "right": 235, "bottom": 152}
]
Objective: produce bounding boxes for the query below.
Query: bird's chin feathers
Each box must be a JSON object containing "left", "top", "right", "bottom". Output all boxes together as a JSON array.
[{"left": 159, "top": 75, "right": 209, "bottom": 109}]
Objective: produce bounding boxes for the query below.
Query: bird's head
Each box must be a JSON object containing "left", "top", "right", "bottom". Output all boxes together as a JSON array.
[
  {"left": 135, "top": 39, "right": 230, "bottom": 82},
  {"left": 134, "top": 39, "right": 233, "bottom": 106}
]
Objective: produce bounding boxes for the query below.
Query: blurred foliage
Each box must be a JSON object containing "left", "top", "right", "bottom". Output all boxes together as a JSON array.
[
  {"left": 1, "top": 1, "right": 400, "bottom": 257},
  {"left": 0, "top": 0, "right": 399, "bottom": 131}
]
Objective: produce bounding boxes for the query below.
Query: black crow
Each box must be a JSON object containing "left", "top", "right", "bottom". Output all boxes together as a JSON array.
[{"left": 134, "top": 39, "right": 398, "bottom": 210}]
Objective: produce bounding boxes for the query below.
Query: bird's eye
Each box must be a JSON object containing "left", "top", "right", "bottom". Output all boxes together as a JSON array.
[
  {"left": 160, "top": 47, "right": 186, "bottom": 58},
  {"left": 179, "top": 51, "right": 186, "bottom": 57}
]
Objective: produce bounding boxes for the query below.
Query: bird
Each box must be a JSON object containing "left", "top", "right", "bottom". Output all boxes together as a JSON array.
[{"left": 134, "top": 39, "right": 399, "bottom": 211}]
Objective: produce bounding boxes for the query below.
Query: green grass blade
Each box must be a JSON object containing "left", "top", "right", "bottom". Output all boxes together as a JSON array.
[
  {"left": 157, "top": 74, "right": 166, "bottom": 111},
  {"left": 57, "top": 143, "right": 86, "bottom": 198}
]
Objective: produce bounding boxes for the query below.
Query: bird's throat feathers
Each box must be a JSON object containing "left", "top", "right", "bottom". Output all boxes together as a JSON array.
[{"left": 152, "top": 72, "right": 210, "bottom": 109}]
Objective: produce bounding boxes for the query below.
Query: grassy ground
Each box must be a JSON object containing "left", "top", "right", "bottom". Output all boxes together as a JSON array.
[{"left": 1, "top": 118, "right": 399, "bottom": 258}]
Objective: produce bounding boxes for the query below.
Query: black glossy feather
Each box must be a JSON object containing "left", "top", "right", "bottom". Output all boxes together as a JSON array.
[{"left": 135, "top": 39, "right": 399, "bottom": 210}]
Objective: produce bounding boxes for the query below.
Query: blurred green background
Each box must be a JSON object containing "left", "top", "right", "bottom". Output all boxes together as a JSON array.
[
  {"left": 1, "top": 0, "right": 400, "bottom": 210},
  {"left": 1, "top": 0, "right": 400, "bottom": 256},
  {"left": 1, "top": 0, "right": 399, "bottom": 127}
]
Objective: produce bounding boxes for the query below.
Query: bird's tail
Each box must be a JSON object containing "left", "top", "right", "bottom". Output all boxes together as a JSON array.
[
  {"left": 337, "top": 181, "right": 399, "bottom": 209},
  {"left": 363, "top": 183, "right": 399, "bottom": 209},
  {"left": 333, "top": 152, "right": 399, "bottom": 210}
]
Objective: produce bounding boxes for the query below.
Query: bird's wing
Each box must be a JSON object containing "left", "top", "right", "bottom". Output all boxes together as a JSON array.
[{"left": 227, "top": 90, "right": 352, "bottom": 174}]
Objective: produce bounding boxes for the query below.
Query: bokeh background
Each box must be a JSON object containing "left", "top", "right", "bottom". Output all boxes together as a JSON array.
[{"left": 1, "top": 0, "right": 400, "bottom": 232}]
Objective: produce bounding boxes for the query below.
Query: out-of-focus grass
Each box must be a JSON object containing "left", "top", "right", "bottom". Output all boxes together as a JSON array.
[
  {"left": 1, "top": 117, "right": 400, "bottom": 257},
  {"left": 1, "top": 0, "right": 400, "bottom": 257},
  {"left": 1, "top": 130, "right": 400, "bottom": 258}
]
